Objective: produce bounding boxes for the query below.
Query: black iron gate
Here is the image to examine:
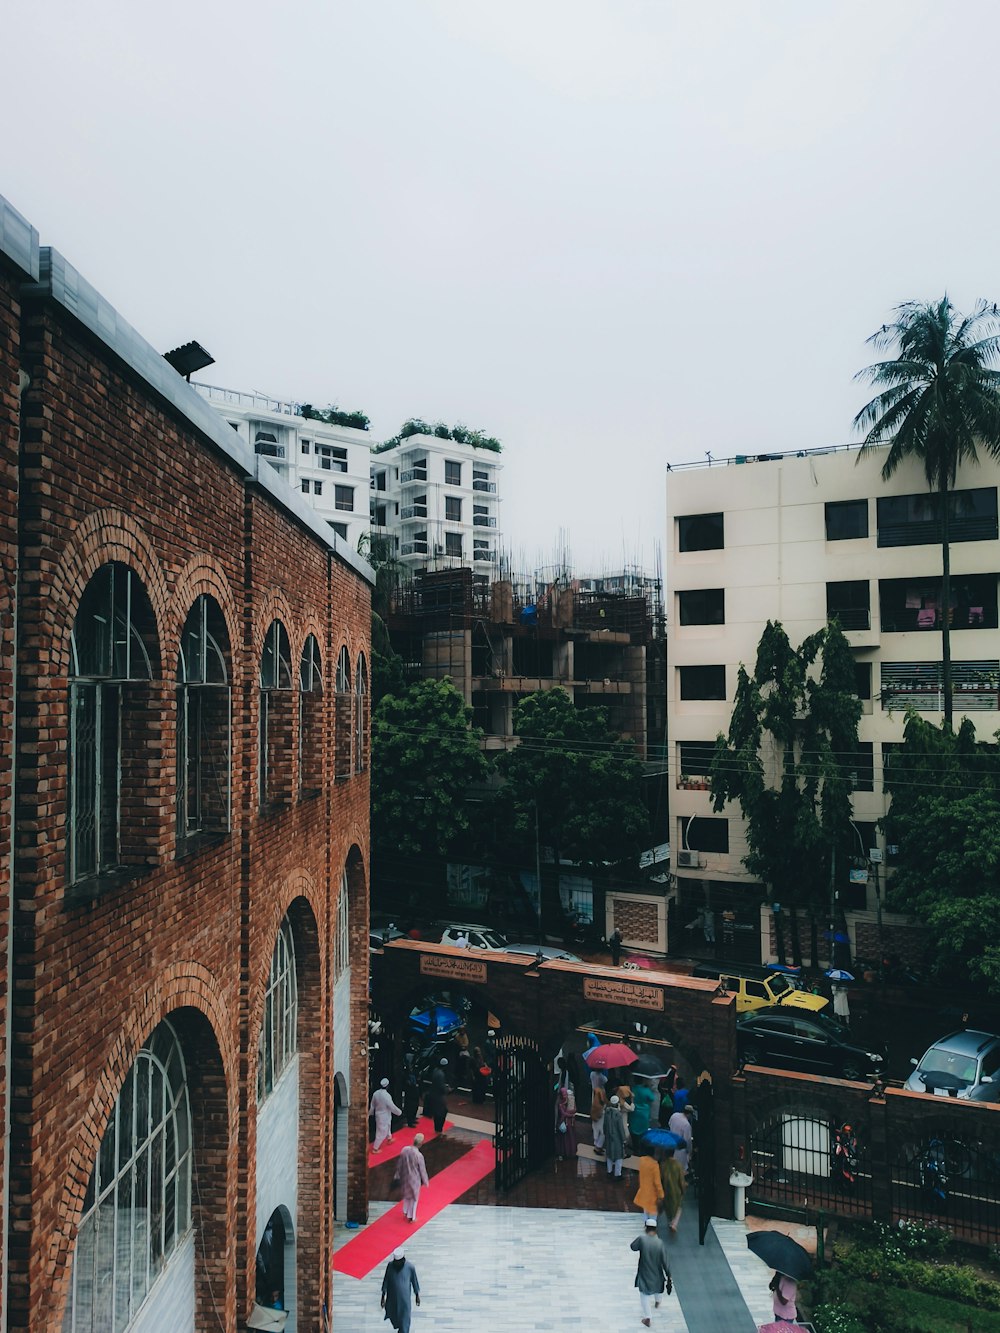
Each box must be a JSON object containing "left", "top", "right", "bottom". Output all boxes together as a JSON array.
[
  {"left": 494, "top": 1034, "right": 549, "bottom": 1192},
  {"left": 696, "top": 1078, "right": 716, "bottom": 1243}
]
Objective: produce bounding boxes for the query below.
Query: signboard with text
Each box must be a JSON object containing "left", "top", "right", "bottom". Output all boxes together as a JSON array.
[
  {"left": 583, "top": 976, "right": 665, "bottom": 1011},
  {"left": 419, "top": 953, "right": 488, "bottom": 984}
]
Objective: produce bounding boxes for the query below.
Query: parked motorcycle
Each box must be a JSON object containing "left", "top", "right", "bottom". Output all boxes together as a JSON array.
[{"left": 917, "top": 1137, "right": 950, "bottom": 1210}]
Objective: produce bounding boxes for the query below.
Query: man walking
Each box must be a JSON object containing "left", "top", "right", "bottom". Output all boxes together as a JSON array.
[
  {"left": 590, "top": 1077, "right": 607, "bottom": 1154},
  {"left": 381, "top": 1247, "right": 420, "bottom": 1332},
  {"left": 401, "top": 1055, "right": 420, "bottom": 1128},
  {"left": 668, "top": 1103, "right": 694, "bottom": 1175},
  {"left": 603, "top": 1093, "right": 628, "bottom": 1178},
  {"left": 425, "top": 1058, "right": 450, "bottom": 1135},
  {"left": 630, "top": 1217, "right": 672, "bottom": 1327},
  {"left": 609, "top": 927, "right": 623, "bottom": 966},
  {"left": 370, "top": 1078, "right": 402, "bottom": 1154},
  {"left": 398, "top": 1134, "right": 430, "bottom": 1222}
]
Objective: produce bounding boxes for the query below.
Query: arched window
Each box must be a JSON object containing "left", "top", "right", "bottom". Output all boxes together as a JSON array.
[
  {"left": 334, "top": 646, "right": 352, "bottom": 781},
  {"left": 257, "top": 917, "right": 298, "bottom": 1104},
  {"left": 259, "top": 621, "right": 292, "bottom": 808},
  {"left": 176, "top": 596, "right": 230, "bottom": 843},
  {"left": 298, "top": 635, "right": 323, "bottom": 796},
  {"left": 69, "top": 563, "right": 158, "bottom": 886},
  {"left": 334, "top": 868, "right": 350, "bottom": 981},
  {"left": 354, "top": 654, "right": 368, "bottom": 774},
  {"left": 65, "top": 1020, "right": 192, "bottom": 1332}
]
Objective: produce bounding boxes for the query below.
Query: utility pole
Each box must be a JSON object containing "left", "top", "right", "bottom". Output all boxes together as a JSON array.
[{"left": 534, "top": 800, "right": 543, "bottom": 946}]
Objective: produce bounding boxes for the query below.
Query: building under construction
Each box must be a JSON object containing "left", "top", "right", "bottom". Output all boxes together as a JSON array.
[{"left": 384, "top": 564, "right": 666, "bottom": 761}]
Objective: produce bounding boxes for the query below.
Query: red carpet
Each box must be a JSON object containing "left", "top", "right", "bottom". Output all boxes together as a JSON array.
[
  {"left": 334, "top": 1139, "right": 495, "bottom": 1279},
  {"left": 366, "top": 1117, "right": 452, "bottom": 1169}
]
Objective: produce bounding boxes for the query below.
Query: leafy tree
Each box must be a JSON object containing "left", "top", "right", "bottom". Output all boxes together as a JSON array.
[
  {"left": 883, "top": 713, "right": 1000, "bottom": 992},
  {"left": 371, "top": 678, "right": 488, "bottom": 862},
  {"left": 496, "top": 688, "right": 649, "bottom": 929},
  {"left": 709, "top": 621, "right": 862, "bottom": 966},
  {"left": 357, "top": 532, "right": 408, "bottom": 705},
  {"left": 855, "top": 297, "right": 1000, "bottom": 726}
]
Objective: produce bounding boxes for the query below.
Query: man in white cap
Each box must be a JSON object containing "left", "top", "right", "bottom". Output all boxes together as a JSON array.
[
  {"left": 381, "top": 1247, "right": 420, "bottom": 1332},
  {"left": 397, "top": 1132, "right": 430, "bottom": 1222},
  {"left": 603, "top": 1093, "right": 628, "bottom": 1178},
  {"left": 424, "top": 1058, "right": 449, "bottom": 1135},
  {"left": 630, "top": 1217, "right": 672, "bottom": 1328},
  {"left": 369, "top": 1077, "right": 402, "bottom": 1153}
]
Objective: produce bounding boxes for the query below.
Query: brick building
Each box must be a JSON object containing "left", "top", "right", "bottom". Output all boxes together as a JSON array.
[{"left": 0, "top": 195, "right": 372, "bottom": 1330}]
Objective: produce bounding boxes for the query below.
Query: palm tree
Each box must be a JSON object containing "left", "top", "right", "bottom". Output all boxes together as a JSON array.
[{"left": 854, "top": 297, "right": 1000, "bottom": 727}]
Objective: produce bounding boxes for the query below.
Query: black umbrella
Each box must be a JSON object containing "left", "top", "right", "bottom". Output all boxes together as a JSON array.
[
  {"left": 747, "top": 1231, "right": 813, "bottom": 1282},
  {"left": 631, "top": 1052, "right": 671, "bottom": 1079}
]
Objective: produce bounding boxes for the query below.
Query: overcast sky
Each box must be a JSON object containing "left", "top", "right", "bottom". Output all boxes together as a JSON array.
[{"left": 5, "top": 2, "right": 999, "bottom": 573}]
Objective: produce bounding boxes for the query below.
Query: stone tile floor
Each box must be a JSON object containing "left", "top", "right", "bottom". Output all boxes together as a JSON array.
[{"left": 351, "top": 1108, "right": 787, "bottom": 1330}]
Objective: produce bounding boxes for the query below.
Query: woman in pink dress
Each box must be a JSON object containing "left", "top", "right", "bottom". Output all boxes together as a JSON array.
[{"left": 770, "top": 1271, "right": 799, "bottom": 1322}]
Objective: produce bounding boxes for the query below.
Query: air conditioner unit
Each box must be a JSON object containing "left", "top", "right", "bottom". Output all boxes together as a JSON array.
[
  {"left": 433, "top": 543, "right": 444, "bottom": 556},
  {"left": 676, "top": 850, "right": 703, "bottom": 869}
]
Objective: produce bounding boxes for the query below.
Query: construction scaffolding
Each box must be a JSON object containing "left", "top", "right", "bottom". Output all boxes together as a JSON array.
[{"left": 383, "top": 564, "right": 666, "bottom": 761}]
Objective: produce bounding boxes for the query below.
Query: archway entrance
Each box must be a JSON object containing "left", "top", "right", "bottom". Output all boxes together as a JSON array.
[{"left": 254, "top": 1207, "right": 294, "bottom": 1327}]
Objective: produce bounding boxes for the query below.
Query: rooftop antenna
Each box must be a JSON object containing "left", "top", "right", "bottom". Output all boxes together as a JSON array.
[{"left": 705, "top": 451, "right": 713, "bottom": 466}]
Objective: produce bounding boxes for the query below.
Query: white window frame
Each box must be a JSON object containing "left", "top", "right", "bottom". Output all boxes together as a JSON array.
[
  {"left": 257, "top": 918, "right": 298, "bottom": 1104},
  {"left": 65, "top": 1020, "right": 193, "bottom": 1333}
]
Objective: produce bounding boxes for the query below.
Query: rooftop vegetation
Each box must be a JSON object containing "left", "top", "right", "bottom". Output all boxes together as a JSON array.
[
  {"left": 299, "top": 402, "right": 370, "bottom": 431},
  {"left": 372, "top": 417, "right": 502, "bottom": 454}
]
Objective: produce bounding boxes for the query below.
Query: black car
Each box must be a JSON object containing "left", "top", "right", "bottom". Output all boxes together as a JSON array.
[{"left": 737, "top": 1007, "right": 885, "bottom": 1081}]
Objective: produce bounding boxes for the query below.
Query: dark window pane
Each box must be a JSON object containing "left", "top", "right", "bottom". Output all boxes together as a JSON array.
[
  {"left": 853, "top": 662, "right": 872, "bottom": 700},
  {"left": 877, "top": 487, "right": 998, "bottom": 547},
  {"left": 687, "top": 817, "right": 729, "bottom": 853},
  {"left": 679, "top": 741, "right": 717, "bottom": 778},
  {"left": 878, "top": 574, "right": 998, "bottom": 632},
  {"left": 678, "top": 513, "right": 724, "bottom": 552},
  {"left": 826, "top": 580, "right": 870, "bottom": 630},
  {"left": 825, "top": 499, "right": 868, "bottom": 541},
  {"left": 678, "top": 588, "right": 725, "bottom": 626},
  {"left": 679, "top": 665, "right": 726, "bottom": 700}
]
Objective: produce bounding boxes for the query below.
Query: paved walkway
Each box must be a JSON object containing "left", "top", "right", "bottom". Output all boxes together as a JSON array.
[{"left": 333, "top": 1201, "right": 777, "bottom": 1330}]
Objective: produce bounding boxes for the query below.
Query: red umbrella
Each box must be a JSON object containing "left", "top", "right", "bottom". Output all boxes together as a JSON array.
[{"left": 583, "top": 1043, "right": 637, "bottom": 1070}]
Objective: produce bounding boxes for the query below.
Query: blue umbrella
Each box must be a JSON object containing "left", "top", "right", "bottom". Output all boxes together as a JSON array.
[
  {"left": 825, "top": 968, "right": 855, "bottom": 982},
  {"left": 641, "top": 1128, "right": 684, "bottom": 1150},
  {"left": 766, "top": 963, "right": 802, "bottom": 976},
  {"left": 408, "top": 1004, "right": 462, "bottom": 1036}
]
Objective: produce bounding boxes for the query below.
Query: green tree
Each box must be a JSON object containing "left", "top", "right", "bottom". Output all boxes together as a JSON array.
[
  {"left": 357, "top": 532, "right": 408, "bottom": 705},
  {"left": 855, "top": 297, "right": 1000, "bottom": 727},
  {"left": 883, "top": 713, "right": 1000, "bottom": 992},
  {"left": 372, "top": 678, "right": 488, "bottom": 861},
  {"left": 709, "top": 621, "right": 862, "bottom": 966},
  {"left": 496, "top": 688, "right": 649, "bottom": 930}
]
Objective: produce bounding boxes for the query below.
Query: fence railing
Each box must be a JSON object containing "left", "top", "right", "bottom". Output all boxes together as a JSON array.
[{"left": 741, "top": 1071, "right": 1000, "bottom": 1246}]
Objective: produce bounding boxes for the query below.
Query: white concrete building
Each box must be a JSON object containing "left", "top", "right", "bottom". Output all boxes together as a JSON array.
[
  {"left": 666, "top": 443, "right": 1000, "bottom": 958},
  {"left": 370, "top": 433, "right": 502, "bottom": 574},
  {"left": 194, "top": 384, "right": 372, "bottom": 551}
]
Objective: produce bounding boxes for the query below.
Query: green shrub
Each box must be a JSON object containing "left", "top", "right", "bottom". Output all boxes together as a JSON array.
[{"left": 813, "top": 1303, "right": 868, "bottom": 1333}]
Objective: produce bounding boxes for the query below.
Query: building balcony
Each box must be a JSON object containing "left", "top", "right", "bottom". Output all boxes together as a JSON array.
[
  {"left": 400, "top": 541, "right": 428, "bottom": 556},
  {"left": 473, "top": 479, "right": 497, "bottom": 493},
  {"left": 400, "top": 469, "right": 428, "bottom": 485},
  {"left": 473, "top": 515, "right": 497, "bottom": 528},
  {"left": 400, "top": 505, "right": 428, "bottom": 521},
  {"left": 473, "top": 549, "right": 495, "bottom": 562}
]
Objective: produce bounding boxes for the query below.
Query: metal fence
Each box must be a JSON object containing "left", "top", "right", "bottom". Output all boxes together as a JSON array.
[{"left": 744, "top": 1072, "right": 1000, "bottom": 1246}]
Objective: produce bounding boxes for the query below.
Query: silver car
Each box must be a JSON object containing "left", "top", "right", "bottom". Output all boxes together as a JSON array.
[{"left": 904, "top": 1029, "right": 1000, "bottom": 1098}]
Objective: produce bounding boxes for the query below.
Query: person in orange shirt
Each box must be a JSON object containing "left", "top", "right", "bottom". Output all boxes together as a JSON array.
[{"left": 633, "top": 1144, "right": 664, "bottom": 1222}]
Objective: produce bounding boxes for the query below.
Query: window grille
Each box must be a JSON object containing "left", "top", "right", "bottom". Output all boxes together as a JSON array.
[
  {"left": 354, "top": 655, "right": 368, "bottom": 774},
  {"left": 69, "top": 564, "right": 156, "bottom": 884},
  {"left": 298, "top": 635, "right": 323, "bottom": 793},
  {"left": 334, "top": 869, "right": 350, "bottom": 980},
  {"left": 257, "top": 918, "right": 298, "bottom": 1104},
  {"left": 64, "top": 1020, "right": 192, "bottom": 1332},
  {"left": 176, "top": 596, "right": 230, "bottom": 840},
  {"left": 259, "top": 622, "right": 292, "bottom": 806}
]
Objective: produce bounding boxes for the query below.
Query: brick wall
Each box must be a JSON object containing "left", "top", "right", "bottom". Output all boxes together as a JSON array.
[
  {"left": 4, "top": 289, "right": 370, "bottom": 1329},
  {"left": 0, "top": 261, "right": 23, "bottom": 1324}
]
